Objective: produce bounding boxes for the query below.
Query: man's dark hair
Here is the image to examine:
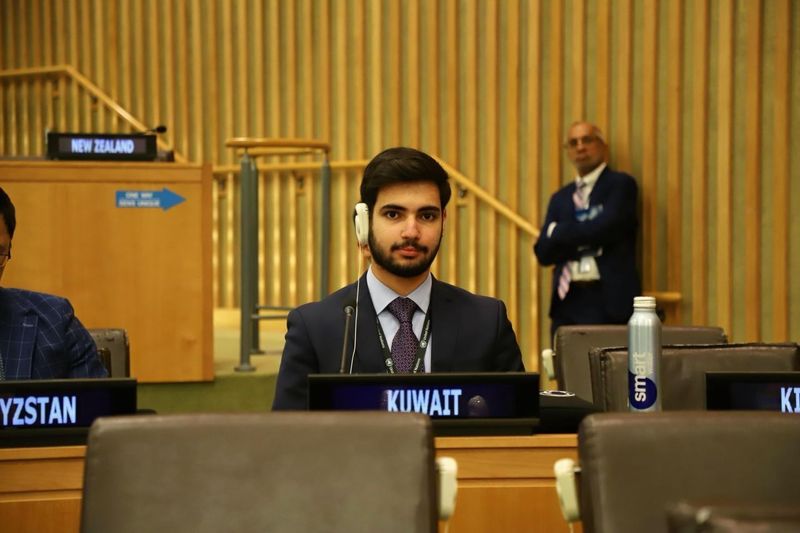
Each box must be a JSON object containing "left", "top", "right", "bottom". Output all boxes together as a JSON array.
[
  {"left": 0, "top": 187, "right": 16, "bottom": 238},
  {"left": 359, "top": 147, "right": 451, "bottom": 211}
]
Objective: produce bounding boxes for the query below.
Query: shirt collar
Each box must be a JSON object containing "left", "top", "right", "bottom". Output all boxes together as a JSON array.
[
  {"left": 366, "top": 266, "right": 432, "bottom": 314},
  {"left": 575, "top": 162, "right": 606, "bottom": 189}
]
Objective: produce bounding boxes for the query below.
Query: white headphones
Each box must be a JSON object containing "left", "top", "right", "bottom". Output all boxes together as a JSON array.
[{"left": 354, "top": 203, "right": 369, "bottom": 246}]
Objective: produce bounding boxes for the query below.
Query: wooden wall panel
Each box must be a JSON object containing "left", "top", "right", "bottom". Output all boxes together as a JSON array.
[{"left": 2, "top": 0, "right": 799, "bottom": 365}]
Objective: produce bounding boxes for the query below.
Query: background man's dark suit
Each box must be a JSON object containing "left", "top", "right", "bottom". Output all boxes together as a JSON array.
[
  {"left": 534, "top": 167, "right": 641, "bottom": 333},
  {"left": 272, "top": 276, "right": 524, "bottom": 410},
  {"left": 0, "top": 288, "right": 107, "bottom": 379}
]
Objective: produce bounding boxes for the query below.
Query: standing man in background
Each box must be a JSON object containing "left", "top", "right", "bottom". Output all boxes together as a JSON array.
[
  {"left": 273, "top": 147, "right": 524, "bottom": 410},
  {"left": 534, "top": 121, "right": 641, "bottom": 339},
  {"left": 0, "top": 187, "right": 107, "bottom": 379}
]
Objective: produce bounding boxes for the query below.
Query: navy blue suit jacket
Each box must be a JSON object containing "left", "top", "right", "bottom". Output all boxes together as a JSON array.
[
  {"left": 534, "top": 167, "right": 641, "bottom": 326},
  {"left": 0, "top": 288, "right": 107, "bottom": 379},
  {"left": 272, "top": 276, "right": 525, "bottom": 410}
]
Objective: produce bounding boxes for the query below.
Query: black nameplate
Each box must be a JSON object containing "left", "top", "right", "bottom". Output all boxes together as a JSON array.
[
  {"left": 706, "top": 371, "right": 800, "bottom": 413},
  {"left": 0, "top": 378, "right": 137, "bottom": 447},
  {"left": 308, "top": 372, "right": 539, "bottom": 436},
  {"left": 46, "top": 132, "right": 157, "bottom": 161}
]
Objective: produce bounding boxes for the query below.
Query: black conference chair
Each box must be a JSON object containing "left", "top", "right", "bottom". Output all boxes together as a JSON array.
[
  {"left": 554, "top": 411, "right": 800, "bottom": 533},
  {"left": 588, "top": 342, "right": 799, "bottom": 411},
  {"left": 88, "top": 328, "right": 130, "bottom": 377},
  {"left": 81, "top": 412, "right": 456, "bottom": 533},
  {"left": 541, "top": 325, "right": 727, "bottom": 403}
]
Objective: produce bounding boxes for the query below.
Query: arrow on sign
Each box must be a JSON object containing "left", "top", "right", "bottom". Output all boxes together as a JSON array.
[{"left": 116, "top": 188, "right": 186, "bottom": 211}]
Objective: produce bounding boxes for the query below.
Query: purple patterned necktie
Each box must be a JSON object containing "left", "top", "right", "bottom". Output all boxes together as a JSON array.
[{"left": 387, "top": 297, "right": 419, "bottom": 373}]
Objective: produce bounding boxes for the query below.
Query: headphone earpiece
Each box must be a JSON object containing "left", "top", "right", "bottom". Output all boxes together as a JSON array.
[{"left": 354, "top": 203, "right": 369, "bottom": 246}]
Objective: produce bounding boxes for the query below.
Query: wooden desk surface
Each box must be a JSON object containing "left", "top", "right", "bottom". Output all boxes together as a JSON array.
[{"left": 0, "top": 435, "right": 580, "bottom": 533}]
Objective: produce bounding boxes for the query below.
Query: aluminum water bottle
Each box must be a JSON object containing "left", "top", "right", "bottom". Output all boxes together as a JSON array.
[{"left": 628, "top": 296, "right": 662, "bottom": 412}]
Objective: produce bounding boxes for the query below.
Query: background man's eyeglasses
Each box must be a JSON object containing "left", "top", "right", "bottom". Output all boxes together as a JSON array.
[{"left": 564, "top": 135, "right": 599, "bottom": 149}]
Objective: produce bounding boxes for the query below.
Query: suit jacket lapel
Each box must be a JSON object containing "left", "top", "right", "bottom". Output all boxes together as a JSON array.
[
  {"left": 430, "top": 278, "right": 458, "bottom": 371},
  {"left": 351, "top": 277, "right": 386, "bottom": 373}
]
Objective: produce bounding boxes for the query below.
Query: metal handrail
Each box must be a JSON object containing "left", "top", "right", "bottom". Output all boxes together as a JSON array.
[
  {"left": 0, "top": 64, "right": 186, "bottom": 163},
  {"left": 224, "top": 137, "right": 331, "bottom": 372}
]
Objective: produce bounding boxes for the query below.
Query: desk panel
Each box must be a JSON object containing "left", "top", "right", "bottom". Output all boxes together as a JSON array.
[
  {"left": 1, "top": 435, "right": 580, "bottom": 533},
  {"left": 0, "top": 161, "right": 213, "bottom": 382}
]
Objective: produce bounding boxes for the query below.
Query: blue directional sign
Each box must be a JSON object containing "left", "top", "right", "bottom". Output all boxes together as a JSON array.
[{"left": 116, "top": 188, "right": 185, "bottom": 211}]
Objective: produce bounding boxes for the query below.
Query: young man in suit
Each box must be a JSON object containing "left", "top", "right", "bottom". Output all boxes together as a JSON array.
[
  {"left": 0, "top": 187, "right": 107, "bottom": 379},
  {"left": 534, "top": 121, "right": 641, "bottom": 339},
  {"left": 273, "top": 147, "right": 524, "bottom": 410}
]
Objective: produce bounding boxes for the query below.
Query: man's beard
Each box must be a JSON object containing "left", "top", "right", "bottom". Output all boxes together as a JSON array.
[{"left": 368, "top": 231, "right": 441, "bottom": 278}]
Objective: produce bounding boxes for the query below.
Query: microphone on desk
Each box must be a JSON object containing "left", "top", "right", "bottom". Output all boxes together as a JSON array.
[
  {"left": 339, "top": 304, "right": 356, "bottom": 373},
  {"left": 141, "top": 124, "right": 167, "bottom": 135}
]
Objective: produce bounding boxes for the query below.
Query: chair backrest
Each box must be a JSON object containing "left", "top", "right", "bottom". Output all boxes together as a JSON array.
[
  {"left": 81, "top": 412, "right": 437, "bottom": 533},
  {"left": 555, "top": 325, "right": 727, "bottom": 402},
  {"left": 88, "top": 328, "right": 130, "bottom": 377},
  {"left": 667, "top": 502, "right": 800, "bottom": 532},
  {"left": 588, "top": 342, "right": 799, "bottom": 411},
  {"left": 577, "top": 412, "right": 800, "bottom": 533}
]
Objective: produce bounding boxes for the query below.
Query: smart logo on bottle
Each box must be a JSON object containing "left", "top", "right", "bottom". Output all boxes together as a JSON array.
[{"left": 628, "top": 352, "right": 658, "bottom": 410}]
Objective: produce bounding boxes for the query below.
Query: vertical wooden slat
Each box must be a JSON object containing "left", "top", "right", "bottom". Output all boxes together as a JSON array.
[
  {"left": 366, "top": 0, "right": 382, "bottom": 156},
  {"left": 18, "top": 1, "right": 29, "bottom": 154},
  {"left": 221, "top": 0, "right": 234, "bottom": 146},
  {"left": 148, "top": 0, "right": 160, "bottom": 129},
  {"left": 284, "top": 1, "right": 296, "bottom": 138},
  {"left": 300, "top": 0, "right": 313, "bottom": 139},
  {"left": 132, "top": 0, "right": 145, "bottom": 123},
  {"left": 570, "top": 0, "right": 585, "bottom": 120},
  {"left": 545, "top": 0, "right": 563, "bottom": 193},
  {"left": 333, "top": 1, "right": 348, "bottom": 284},
  {"left": 666, "top": 0, "right": 682, "bottom": 322},
  {"left": 300, "top": 0, "right": 315, "bottom": 301},
  {"left": 163, "top": 0, "right": 176, "bottom": 154},
  {"left": 118, "top": 0, "right": 130, "bottom": 129},
  {"left": 206, "top": 0, "right": 219, "bottom": 163},
  {"left": 613, "top": 0, "right": 632, "bottom": 171},
  {"left": 189, "top": 0, "right": 203, "bottom": 161},
  {"left": 333, "top": 0, "right": 347, "bottom": 154},
  {"left": 30, "top": 0, "right": 42, "bottom": 155},
  {"left": 484, "top": 1, "right": 498, "bottom": 296},
  {"left": 268, "top": 0, "right": 280, "bottom": 138},
  {"left": 744, "top": 0, "right": 762, "bottom": 341},
  {"left": 352, "top": 0, "right": 364, "bottom": 156},
  {"left": 772, "top": 0, "right": 790, "bottom": 341},
  {"left": 423, "top": 0, "right": 439, "bottom": 155},
  {"left": 528, "top": 0, "right": 542, "bottom": 363},
  {"left": 444, "top": 0, "right": 458, "bottom": 166},
  {"left": 305, "top": 169, "right": 316, "bottom": 301},
  {"left": 288, "top": 175, "right": 298, "bottom": 305},
  {"left": 106, "top": 0, "right": 120, "bottom": 132},
  {"left": 691, "top": 0, "right": 709, "bottom": 325},
  {"left": 595, "top": 0, "right": 610, "bottom": 133},
  {"left": 8, "top": 1, "right": 19, "bottom": 154},
  {"left": 176, "top": 0, "right": 189, "bottom": 157},
  {"left": 42, "top": 0, "right": 54, "bottom": 131},
  {"left": 269, "top": 172, "right": 281, "bottom": 302},
  {"left": 463, "top": 1, "right": 478, "bottom": 292},
  {"left": 444, "top": 0, "right": 458, "bottom": 282},
  {"left": 716, "top": 0, "right": 734, "bottom": 336},
  {"left": 316, "top": 0, "right": 330, "bottom": 145},
  {"left": 406, "top": 0, "right": 420, "bottom": 148},
  {"left": 337, "top": 169, "right": 351, "bottom": 287},
  {"left": 387, "top": 0, "right": 401, "bottom": 146},
  {"left": 505, "top": 0, "right": 520, "bottom": 327},
  {"left": 642, "top": 0, "right": 658, "bottom": 292}
]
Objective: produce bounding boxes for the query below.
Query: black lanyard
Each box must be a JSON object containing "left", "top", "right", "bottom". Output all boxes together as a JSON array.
[{"left": 375, "top": 309, "right": 431, "bottom": 374}]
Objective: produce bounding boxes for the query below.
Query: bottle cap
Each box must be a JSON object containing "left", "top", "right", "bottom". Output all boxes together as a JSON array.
[{"left": 633, "top": 296, "right": 656, "bottom": 309}]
